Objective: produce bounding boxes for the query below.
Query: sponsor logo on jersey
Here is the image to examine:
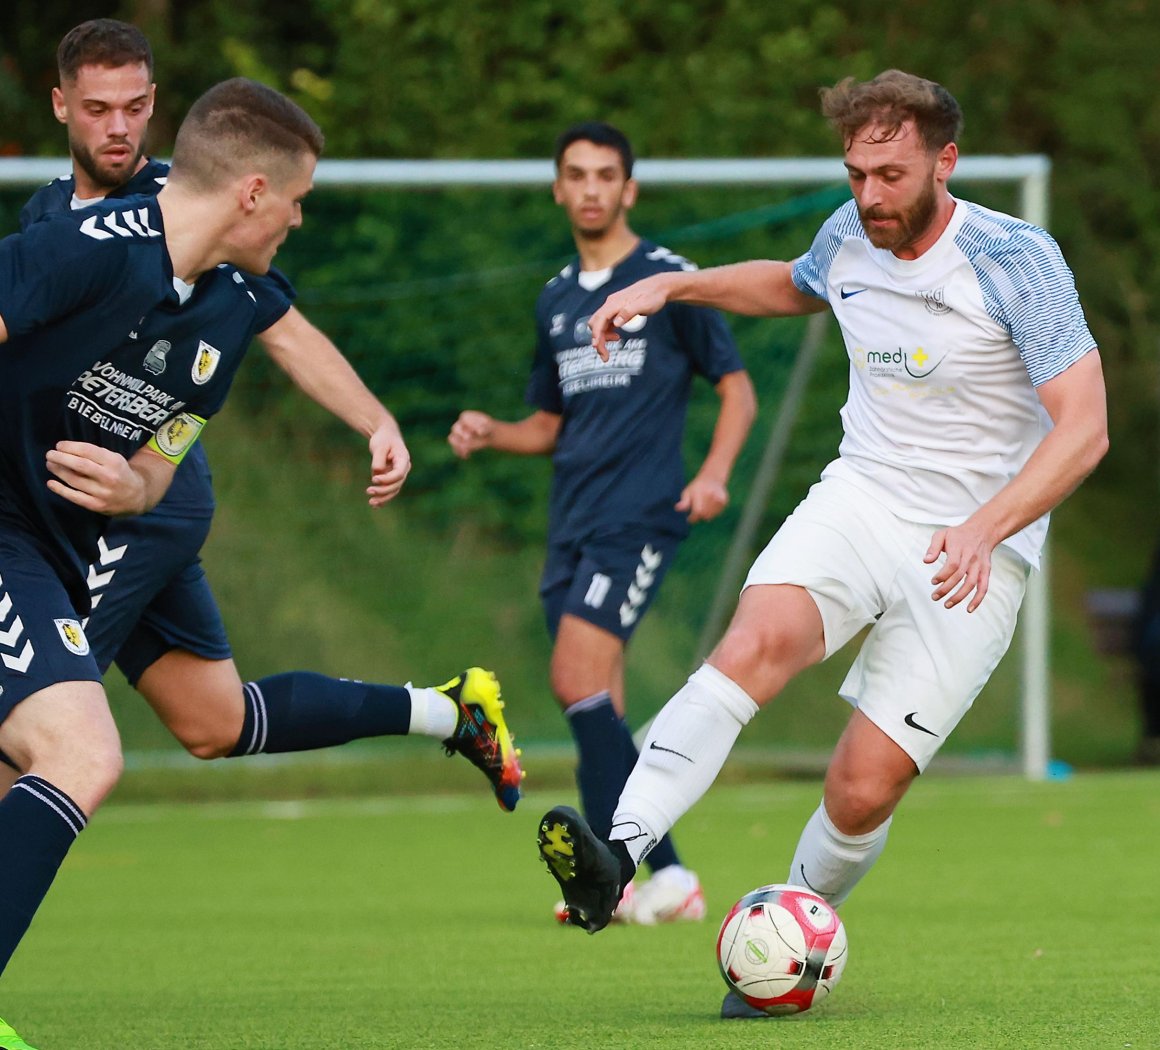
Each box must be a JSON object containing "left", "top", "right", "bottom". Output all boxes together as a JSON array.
[
  {"left": 853, "top": 345, "right": 948, "bottom": 380},
  {"left": 840, "top": 286, "right": 868, "bottom": 299},
  {"left": 191, "top": 340, "right": 221, "bottom": 385},
  {"left": 550, "top": 313, "right": 567, "bottom": 337},
  {"left": 619, "top": 314, "right": 648, "bottom": 333},
  {"left": 143, "top": 339, "right": 172, "bottom": 375},
  {"left": 573, "top": 316, "right": 592, "bottom": 344},
  {"left": 915, "top": 286, "right": 951, "bottom": 315},
  {"left": 153, "top": 413, "right": 205, "bottom": 458},
  {"left": 54, "top": 618, "right": 90, "bottom": 656}
]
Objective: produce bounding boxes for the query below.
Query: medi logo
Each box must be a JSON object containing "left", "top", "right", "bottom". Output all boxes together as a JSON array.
[{"left": 853, "top": 345, "right": 947, "bottom": 379}]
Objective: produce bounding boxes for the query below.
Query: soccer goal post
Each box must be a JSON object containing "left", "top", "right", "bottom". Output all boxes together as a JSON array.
[{"left": 0, "top": 153, "right": 1054, "bottom": 780}]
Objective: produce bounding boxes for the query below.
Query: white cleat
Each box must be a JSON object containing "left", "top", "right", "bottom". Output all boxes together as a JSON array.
[{"left": 627, "top": 865, "right": 705, "bottom": 925}]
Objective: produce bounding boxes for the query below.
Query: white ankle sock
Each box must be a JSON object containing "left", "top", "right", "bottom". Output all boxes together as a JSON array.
[
  {"left": 610, "top": 663, "right": 758, "bottom": 868},
  {"left": 787, "top": 802, "right": 892, "bottom": 907},
  {"left": 406, "top": 686, "right": 458, "bottom": 738}
]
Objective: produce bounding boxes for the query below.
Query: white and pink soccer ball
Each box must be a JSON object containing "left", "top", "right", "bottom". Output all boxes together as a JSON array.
[{"left": 716, "top": 883, "right": 848, "bottom": 1016}]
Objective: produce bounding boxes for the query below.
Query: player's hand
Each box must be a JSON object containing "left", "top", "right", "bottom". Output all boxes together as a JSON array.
[
  {"left": 677, "top": 474, "right": 729, "bottom": 524},
  {"left": 367, "top": 423, "right": 411, "bottom": 507},
  {"left": 448, "top": 410, "right": 495, "bottom": 459},
  {"left": 587, "top": 275, "right": 673, "bottom": 361},
  {"left": 45, "top": 440, "right": 145, "bottom": 515},
  {"left": 924, "top": 521, "right": 996, "bottom": 612}
]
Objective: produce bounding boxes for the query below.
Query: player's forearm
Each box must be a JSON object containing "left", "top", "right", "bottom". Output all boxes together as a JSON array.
[
  {"left": 125, "top": 448, "right": 177, "bottom": 515},
  {"left": 487, "top": 413, "right": 560, "bottom": 455},
  {"left": 662, "top": 261, "right": 824, "bottom": 317},
  {"left": 259, "top": 307, "right": 393, "bottom": 439},
  {"left": 699, "top": 371, "right": 758, "bottom": 483},
  {"left": 968, "top": 405, "right": 1108, "bottom": 549}
]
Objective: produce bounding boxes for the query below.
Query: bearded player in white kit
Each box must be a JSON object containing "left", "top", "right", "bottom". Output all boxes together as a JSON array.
[{"left": 536, "top": 70, "right": 1108, "bottom": 1012}]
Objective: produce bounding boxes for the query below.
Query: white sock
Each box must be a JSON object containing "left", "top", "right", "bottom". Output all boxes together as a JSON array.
[
  {"left": 610, "top": 663, "right": 758, "bottom": 868},
  {"left": 788, "top": 801, "right": 892, "bottom": 907},
  {"left": 406, "top": 686, "right": 458, "bottom": 739}
]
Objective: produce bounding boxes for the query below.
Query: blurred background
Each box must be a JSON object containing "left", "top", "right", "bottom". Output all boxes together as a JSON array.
[{"left": 0, "top": 0, "right": 1157, "bottom": 793}]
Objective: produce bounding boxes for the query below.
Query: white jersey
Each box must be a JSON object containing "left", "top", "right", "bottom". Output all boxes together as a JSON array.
[{"left": 791, "top": 197, "right": 1095, "bottom": 567}]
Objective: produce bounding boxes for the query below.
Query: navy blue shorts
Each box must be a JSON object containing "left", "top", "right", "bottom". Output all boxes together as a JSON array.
[
  {"left": 0, "top": 530, "right": 103, "bottom": 722},
  {"left": 84, "top": 511, "right": 232, "bottom": 684},
  {"left": 540, "top": 527, "right": 683, "bottom": 642}
]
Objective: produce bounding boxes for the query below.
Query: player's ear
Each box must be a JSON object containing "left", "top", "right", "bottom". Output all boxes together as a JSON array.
[
  {"left": 238, "top": 174, "right": 267, "bottom": 213},
  {"left": 51, "top": 86, "right": 68, "bottom": 126},
  {"left": 621, "top": 177, "right": 639, "bottom": 209},
  {"left": 934, "top": 142, "right": 958, "bottom": 185},
  {"left": 146, "top": 83, "right": 156, "bottom": 118},
  {"left": 551, "top": 176, "right": 565, "bottom": 206}
]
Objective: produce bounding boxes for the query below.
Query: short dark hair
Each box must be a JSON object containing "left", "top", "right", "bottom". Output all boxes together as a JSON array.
[
  {"left": 170, "top": 78, "right": 324, "bottom": 191},
  {"left": 57, "top": 19, "right": 153, "bottom": 83},
  {"left": 820, "top": 69, "right": 963, "bottom": 152},
  {"left": 554, "top": 122, "right": 634, "bottom": 178}
]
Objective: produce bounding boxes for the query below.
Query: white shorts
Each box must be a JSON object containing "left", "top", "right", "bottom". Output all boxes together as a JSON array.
[{"left": 744, "top": 476, "right": 1030, "bottom": 771}]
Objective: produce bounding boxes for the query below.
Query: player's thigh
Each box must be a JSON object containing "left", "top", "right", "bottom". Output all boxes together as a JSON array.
[
  {"left": 550, "top": 614, "right": 626, "bottom": 707},
  {"left": 112, "top": 553, "right": 232, "bottom": 687},
  {"left": 0, "top": 536, "right": 118, "bottom": 807},
  {"left": 135, "top": 649, "right": 244, "bottom": 755},
  {"left": 742, "top": 477, "right": 896, "bottom": 664},
  {"left": 708, "top": 583, "right": 828, "bottom": 703},
  {"left": 85, "top": 511, "right": 214, "bottom": 674},
  {"left": 841, "top": 536, "right": 1029, "bottom": 772}
]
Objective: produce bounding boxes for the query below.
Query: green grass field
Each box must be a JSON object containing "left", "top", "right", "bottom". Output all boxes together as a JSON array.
[{"left": 4, "top": 771, "right": 1158, "bottom": 1049}]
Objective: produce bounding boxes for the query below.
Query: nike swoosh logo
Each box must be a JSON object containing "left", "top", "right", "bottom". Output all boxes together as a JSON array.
[
  {"left": 904, "top": 712, "right": 938, "bottom": 737},
  {"left": 840, "top": 287, "right": 867, "bottom": 299},
  {"left": 649, "top": 741, "right": 694, "bottom": 762}
]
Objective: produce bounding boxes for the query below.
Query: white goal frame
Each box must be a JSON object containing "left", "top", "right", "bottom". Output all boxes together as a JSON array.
[{"left": 0, "top": 154, "right": 1054, "bottom": 780}]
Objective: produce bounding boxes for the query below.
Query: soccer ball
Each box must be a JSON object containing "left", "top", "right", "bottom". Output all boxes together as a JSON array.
[{"left": 716, "top": 883, "right": 848, "bottom": 1016}]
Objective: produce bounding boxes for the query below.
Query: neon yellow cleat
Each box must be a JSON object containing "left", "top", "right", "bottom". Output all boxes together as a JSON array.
[
  {"left": 438, "top": 668, "right": 524, "bottom": 812},
  {"left": 0, "top": 1018, "right": 39, "bottom": 1050}
]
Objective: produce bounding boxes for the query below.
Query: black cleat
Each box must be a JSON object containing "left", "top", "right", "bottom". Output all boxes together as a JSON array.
[
  {"left": 720, "top": 991, "right": 771, "bottom": 1019},
  {"left": 537, "top": 805, "right": 622, "bottom": 933}
]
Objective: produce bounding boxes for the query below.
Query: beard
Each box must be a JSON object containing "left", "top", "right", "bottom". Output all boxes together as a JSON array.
[
  {"left": 69, "top": 133, "right": 144, "bottom": 192},
  {"left": 858, "top": 178, "right": 939, "bottom": 252}
]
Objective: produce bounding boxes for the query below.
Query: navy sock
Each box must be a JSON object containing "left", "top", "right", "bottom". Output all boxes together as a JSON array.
[
  {"left": 0, "top": 776, "right": 87, "bottom": 975},
  {"left": 617, "top": 723, "right": 682, "bottom": 874},
  {"left": 565, "top": 693, "right": 628, "bottom": 841},
  {"left": 230, "top": 672, "right": 412, "bottom": 756}
]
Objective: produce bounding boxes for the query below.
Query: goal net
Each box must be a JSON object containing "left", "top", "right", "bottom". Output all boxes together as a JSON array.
[{"left": 0, "top": 155, "right": 1053, "bottom": 778}]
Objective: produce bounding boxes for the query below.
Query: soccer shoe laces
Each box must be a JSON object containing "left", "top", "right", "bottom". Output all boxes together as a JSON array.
[{"left": 438, "top": 667, "right": 524, "bottom": 812}]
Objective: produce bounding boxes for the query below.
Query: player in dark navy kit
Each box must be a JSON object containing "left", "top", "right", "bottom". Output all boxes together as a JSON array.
[
  {"left": 7, "top": 21, "right": 520, "bottom": 822},
  {"left": 450, "top": 123, "right": 756, "bottom": 926},
  {"left": 0, "top": 78, "right": 520, "bottom": 1050}
]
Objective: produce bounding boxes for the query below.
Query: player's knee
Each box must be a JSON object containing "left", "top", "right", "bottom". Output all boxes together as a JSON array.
[
  {"left": 549, "top": 656, "right": 606, "bottom": 707},
  {"left": 37, "top": 731, "right": 124, "bottom": 813},
  {"left": 823, "top": 775, "right": 897, "bottom": 835},
  {"left": 177, "top": 724, "right": 237, "bottom": 761},
  {"left": 714, "top": 621, "right": 795, "bottom": 684}
]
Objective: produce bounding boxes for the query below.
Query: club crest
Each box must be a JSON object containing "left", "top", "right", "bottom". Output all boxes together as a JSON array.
[
  {"left": 192, "top": 340, "right": 221, "bottom": 385},
  {"left": 54, "top": 618, "right": 90, "bottom": 656},
  {"left": 154, "top": 413, "right": 204, "bottom": 458}
]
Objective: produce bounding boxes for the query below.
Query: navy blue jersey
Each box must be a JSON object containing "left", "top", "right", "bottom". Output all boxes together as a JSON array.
[
  {"left": 527, "top": 240, "right": 744, "bottom": 542},
  {"left": 0, "top": 195, "right": 257, "bottom": 610},
  {"left": 17, "top": 158, "right": 295, "bottom": 520}
]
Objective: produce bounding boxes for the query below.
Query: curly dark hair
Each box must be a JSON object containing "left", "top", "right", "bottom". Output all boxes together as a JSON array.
[{"left": 820, "top": 70, "right": 963, "bottom": 152}]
